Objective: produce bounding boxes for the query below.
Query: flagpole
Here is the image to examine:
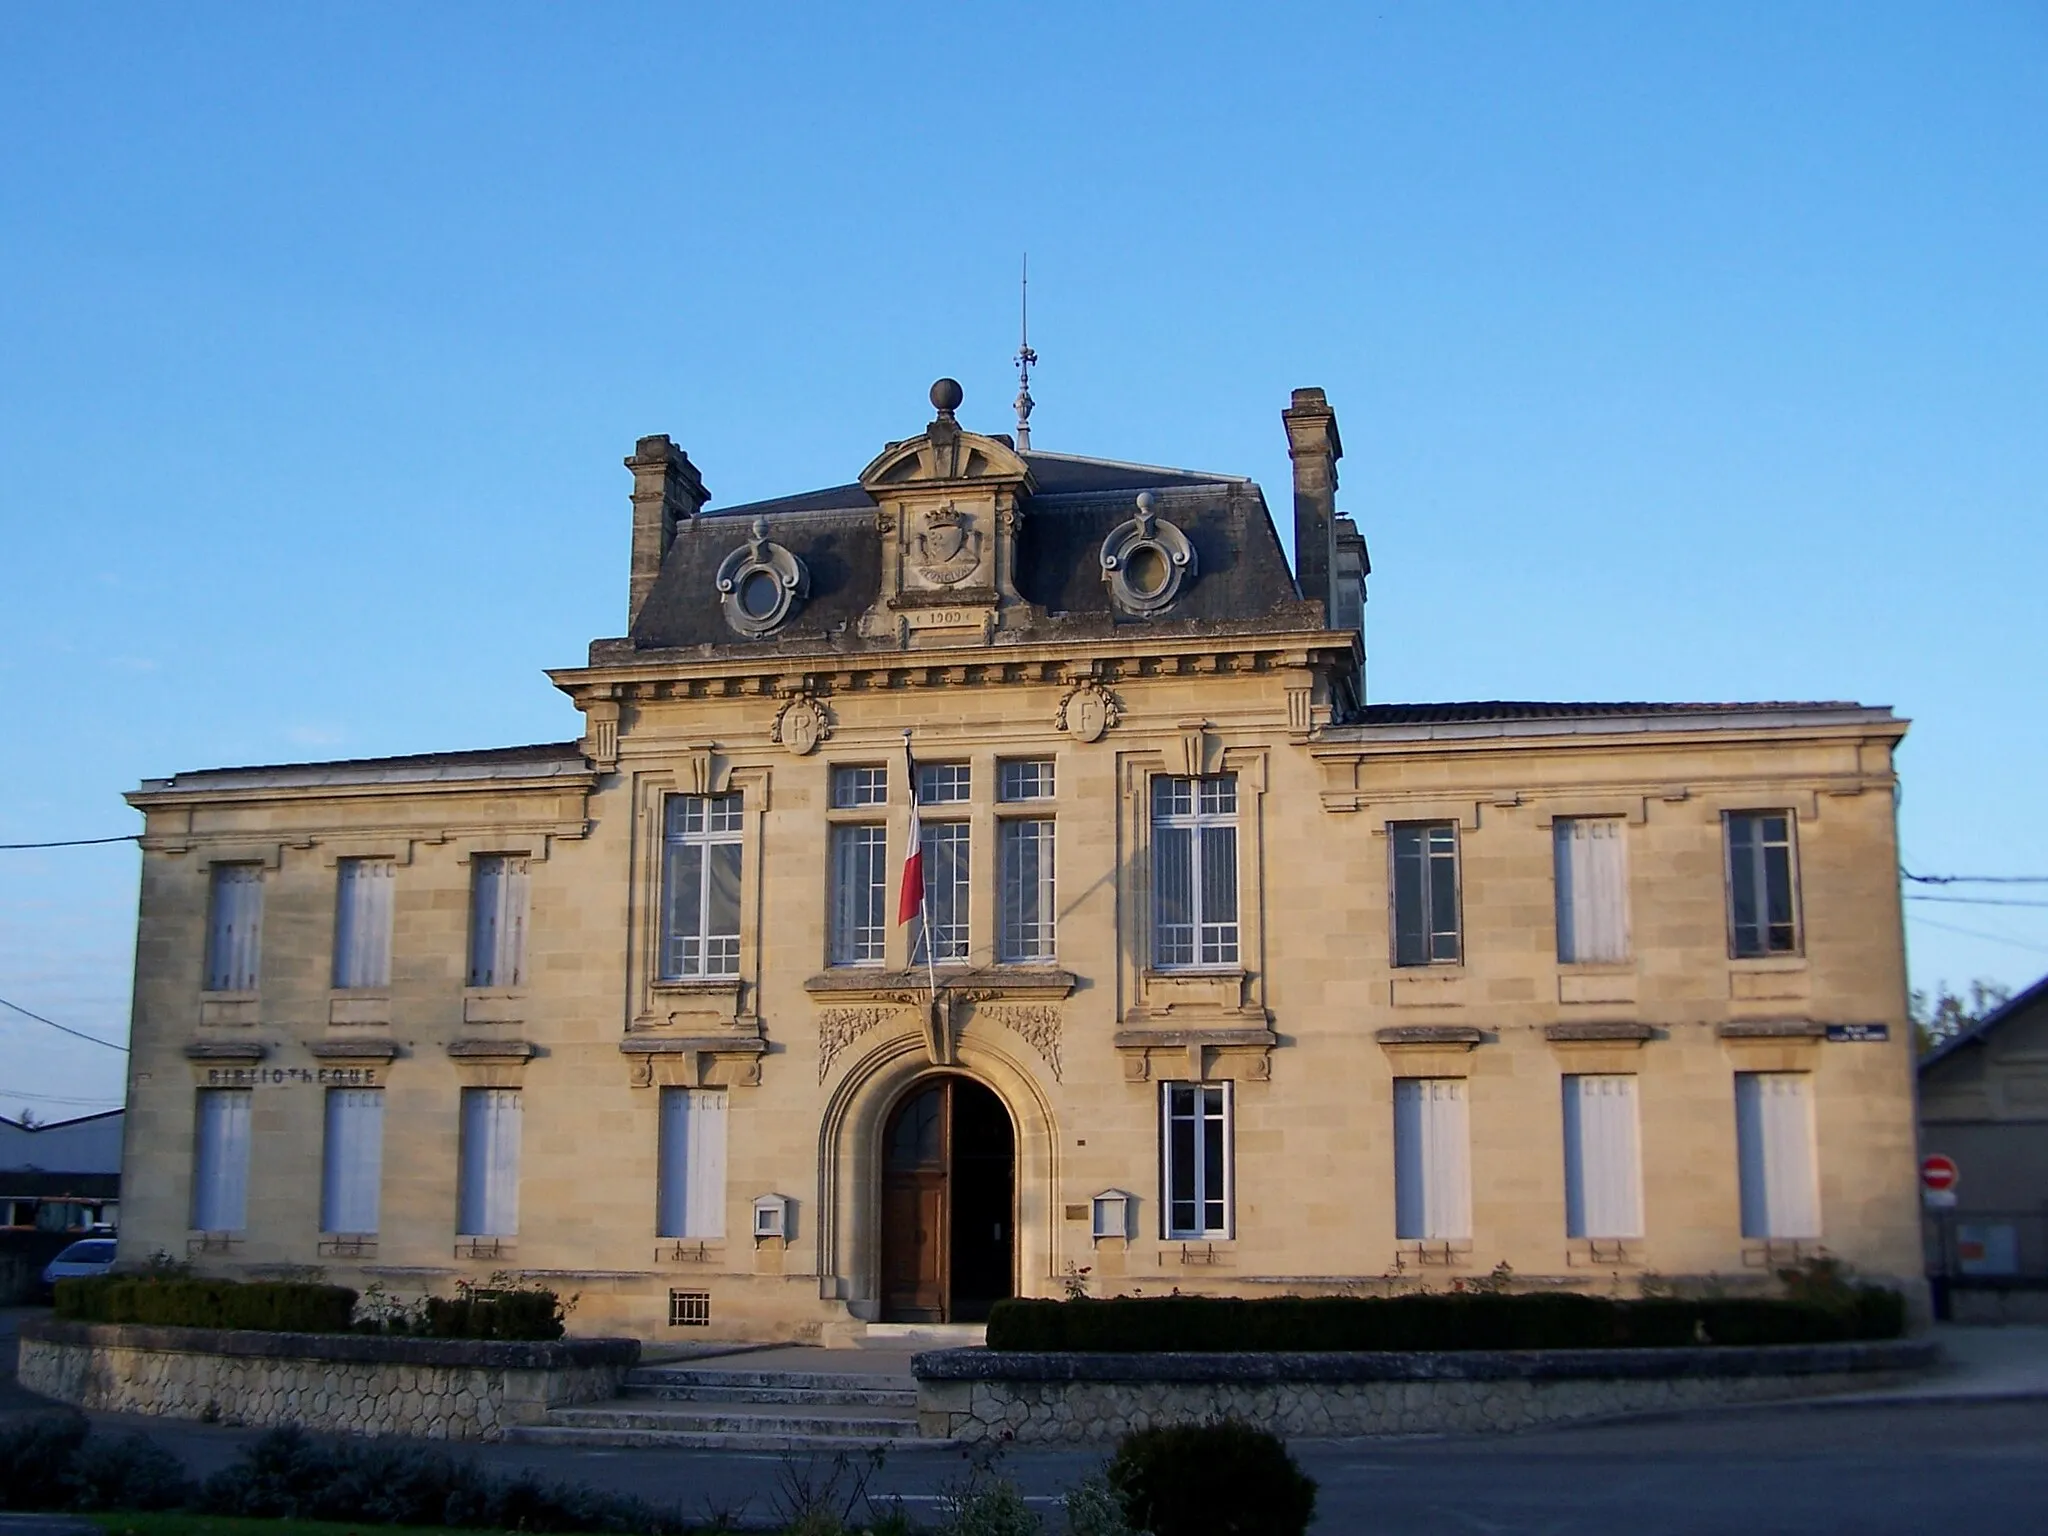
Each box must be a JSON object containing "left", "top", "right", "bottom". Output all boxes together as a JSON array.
[{"left": 904, "top": 731, "right": 941, "bottom": 1018}]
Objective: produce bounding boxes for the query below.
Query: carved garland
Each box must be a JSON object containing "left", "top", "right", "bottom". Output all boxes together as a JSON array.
[
  {"left": 817, "top": 1006, "right": 902, "bottom": 1082},
  {"left": 1056, "top": 680, "right": 1122, "bottom": 743},
  {"left": 980, "top": 1004, "right": 1064, "bottom": 1082}
]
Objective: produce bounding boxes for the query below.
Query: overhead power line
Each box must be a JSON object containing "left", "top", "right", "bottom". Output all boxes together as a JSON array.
[
  {"left": 0, "top": 834, "right": 140, "bottom": 850},
  {"left": 0, "top": 995, "right": 129, "bottom": 1052},
  {"left": 1906, "top": 911, "right": 2048, "bottom": 956},
  {"left": 1906, "top": 894, "right": 2048, "bottom": 910},
  {"left": 1903, "top": 868, "right": 2048, "bottom": 886}
]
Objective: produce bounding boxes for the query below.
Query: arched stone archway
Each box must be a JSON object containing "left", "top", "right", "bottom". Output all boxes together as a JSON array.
[{"left": 816, "top": 1033, "right": 1058, "bottom": 1323}]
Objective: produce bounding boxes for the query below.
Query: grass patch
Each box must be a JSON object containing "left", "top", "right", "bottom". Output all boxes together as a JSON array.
[{"left": 87, "top": 1518, "right": 508, "bottom": 1536}]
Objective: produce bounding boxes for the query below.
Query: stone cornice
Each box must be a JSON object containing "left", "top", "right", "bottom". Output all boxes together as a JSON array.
[{"left": 804, "top": 967, "right": 1077, "bottom": 1004}]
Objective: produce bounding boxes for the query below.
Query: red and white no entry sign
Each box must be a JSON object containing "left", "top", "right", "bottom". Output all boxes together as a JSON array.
[{"left": 1921, "top": 1154, "right": 1959, "bottom": 1192}]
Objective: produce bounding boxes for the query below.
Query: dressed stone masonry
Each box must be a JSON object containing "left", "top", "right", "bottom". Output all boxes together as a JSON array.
[
  {"left": 18, "top": 1317, "right": 636, "bottom": 1442},
  {"left": 911, "top": 1340, "right": 1938, "bottom": 1442}
]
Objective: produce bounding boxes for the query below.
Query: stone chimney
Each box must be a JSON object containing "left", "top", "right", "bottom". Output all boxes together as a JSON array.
[
  {"left": 625, "top": 434, "right": 709, "bottom": 630},
  {"left": 1281, "top": 387, "right": 1343, "bottom": 626}
]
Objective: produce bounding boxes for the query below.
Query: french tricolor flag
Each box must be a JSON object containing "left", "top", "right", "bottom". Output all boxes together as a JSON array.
[{"left": 897, "top": 737, "right": 924, "bottom": 927}]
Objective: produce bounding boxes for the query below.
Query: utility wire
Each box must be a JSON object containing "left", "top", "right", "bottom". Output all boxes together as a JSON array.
[
  {"left": 1905, "top": 894, "right": 2048, "bottom": 910},
  {"left": 0, "top": 995, "right": 129, "bottom": 1052},
  {"left": 0, "top": 834, "right": 140, "bottom": 850},
  {"left": 1903, "top": 869, "right": 2048, "bottom": 886},
  {"left": 1906, "top": 911, "right": 2048, "bottom": 955}
]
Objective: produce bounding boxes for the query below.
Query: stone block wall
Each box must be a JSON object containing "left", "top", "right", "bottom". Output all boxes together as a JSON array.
[
  {"left": 913, "top": 1341, "right": 1937, "bottom": 1442},
  {"left": 18, "top": 1319, "right": 636, "bottom": 1442}
]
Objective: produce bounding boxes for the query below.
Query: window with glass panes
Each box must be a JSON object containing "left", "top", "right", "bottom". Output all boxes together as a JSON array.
[
  {"left": 1725, "top": 812, "right": 1799, "bottom": 957},
  {"left": 999, "top": 760, "right": 1057, "bottom": 962},
  {"left": 1161, "top": 1082, "right": 1231, "bottom": 1238},
  {"left": 913, "top": 764, "right": 971, "bottom": 963},
  {"left": 1391, "top": 822, "right": 1461, "bottom": 966},
  {"left": 1151, "top": 775, "right": 1239, "bottom": 968},
  {"left": 662, "top": 794, "right": 742, "bottom": 978},
  {"left": 829, "top": 766, "right": 888, "bottom": 965}
]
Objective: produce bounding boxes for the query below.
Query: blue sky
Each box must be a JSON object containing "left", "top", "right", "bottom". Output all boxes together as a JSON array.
[{"left": 3, "top": 3, "right": 2044, "bottom": 1115}]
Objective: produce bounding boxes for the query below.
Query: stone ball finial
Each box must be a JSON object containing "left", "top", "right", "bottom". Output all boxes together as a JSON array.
[
  {"left": 1135, "top": 491, "right": 1156, "bottom": 515},
  {"left": 930, "top": 377, "right": 965, "bottom": 413}
]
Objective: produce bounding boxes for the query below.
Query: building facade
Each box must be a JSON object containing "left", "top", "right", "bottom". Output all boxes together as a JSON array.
[{"left": 118, "top": 381, "right": 1921, "bottom": 1339}]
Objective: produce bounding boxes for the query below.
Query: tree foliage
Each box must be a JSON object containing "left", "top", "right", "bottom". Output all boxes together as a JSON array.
[{"left": 1912, "top": 978, "right": 2012, "bottom": 1054}]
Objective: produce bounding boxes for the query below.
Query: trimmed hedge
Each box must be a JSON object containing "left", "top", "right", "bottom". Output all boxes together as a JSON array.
[
  {"left": 985, "top": 1289, "right": 1907, "bottom": 1352},
  {"left": 421, "top": 1288, "right": 565, "bottom": 1342},
  {"left": 54, "top": 1276, "right": 358, "bottom": 1334}
]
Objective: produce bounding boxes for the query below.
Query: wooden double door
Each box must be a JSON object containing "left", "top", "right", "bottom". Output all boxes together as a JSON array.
[{"left": 880, "top": 1076, "right": 1015, "bottom": 1323}]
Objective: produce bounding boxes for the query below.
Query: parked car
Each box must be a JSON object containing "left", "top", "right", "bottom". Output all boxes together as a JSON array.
[{"left": 40, "top": 1236, "right": 117, "bottom": 1288}]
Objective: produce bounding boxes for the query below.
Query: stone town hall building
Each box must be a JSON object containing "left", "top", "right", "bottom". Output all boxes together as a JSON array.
[{"left": 118, "top": 381, "right": 1921, "bottom": 1338}]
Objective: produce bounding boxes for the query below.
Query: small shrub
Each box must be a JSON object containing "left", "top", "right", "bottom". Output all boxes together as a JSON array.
[
  {"left": 1108, "top": 1421, "right": 1315, "bottom": 1536},
  {"left": 0, "top": 1413, "right": 88, "bottom": 1511},
  {"left": 63, "top": 1430, "right": 195, "bottom": 1511},
  {"left": 1063, "top": 1473, "right": 1141, "bottom": 1536},
  {"left": 421, "top": 1283, "right": 566, "bottom": 1341},
  {"left": 938, "top": 1472, "right": 1041, "bottom": 1536}
]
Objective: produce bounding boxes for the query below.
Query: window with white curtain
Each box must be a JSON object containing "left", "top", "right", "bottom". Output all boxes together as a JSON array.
[
  {"left": 1553, "top": 818, "right": 1630, "bottom": 964},
  {"left": 1562, "top": 1074, "right": 1643, "bottom": 1239},
  {"left": 1152, "top": 775, "right": 1238, "bottom": 969},
  {"left": 457, "top": 1087, "right": 521, "bottom": 1236},
  {"left": 662, "top": 795, "right": 743, "bottom": 979},
  {"left": 332, "top": 859, "right": 395, "bottom": 989},
  {"left": 1725, "top": 812, "right": 1801, "bottom": 957},
  {"left": 467, "top": 856, "right": 529, "bottom": 988},
  {"left": 1394, "top": 1078, "right": 1471, "bottom": 1240},
  {"left": 1735, "top": 1072, "right": 1820, "bottom": 1238},
  {"left": 1000, "top": 818, "right": 1057, "bottom": 962},
  {"left": 1161, "top": 1082, "right": 1231, "bottom": 1238},
  {"left": 320, "top": 1088, "right": 384, "bottom": 1235},
  {"left": 657, "top": 1087, "right": 728, "bottom": 1239},
  {"left": 191, "top": 1088, "right": 252, "bottom": 1231},
  {"left": 204, "top": 864, "right": 263, "bottom": 992},
  {"left": 1391, "top": 823, "right": 1460, "bottom": 967}
]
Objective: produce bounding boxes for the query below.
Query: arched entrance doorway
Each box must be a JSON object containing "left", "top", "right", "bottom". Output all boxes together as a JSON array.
[{"left": 879, "top": 1075, "right": 1015, "bottom": 1323}]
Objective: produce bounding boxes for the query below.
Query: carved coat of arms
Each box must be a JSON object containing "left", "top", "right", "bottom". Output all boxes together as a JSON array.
[{"left": 911, "top": 504, "right": 983, "bottom": 586}]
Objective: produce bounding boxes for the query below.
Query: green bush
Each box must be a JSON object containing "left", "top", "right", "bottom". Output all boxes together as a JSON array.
[
  {"left": 0, "top": 1413, "right": 89, "bottom": 1511},
  {"left": 421, "top": 1286, "right": 565, "bottom": 1341},
  {"left": 985, "top": 1288, "right": 1907, "bottom": 1352},
  {"left": 1108, "top": 1421, "right": 1317, "bottom": 1536},
  {"left": 52, "top": 1275, "right": 358, "bottom": 1334}
]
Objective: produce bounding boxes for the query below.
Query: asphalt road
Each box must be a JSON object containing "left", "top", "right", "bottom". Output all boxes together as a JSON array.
[{"left": 8, "top": 1309, "right": 2048, "bottom": 1533}]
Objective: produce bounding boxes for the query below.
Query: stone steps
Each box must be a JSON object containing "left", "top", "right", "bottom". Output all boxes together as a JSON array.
[{"left": 510, "top": 1362, "right": 927, "bottom": 1450}]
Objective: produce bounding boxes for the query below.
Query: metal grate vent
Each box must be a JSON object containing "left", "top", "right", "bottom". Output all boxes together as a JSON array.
[{"left": 668, "top": 1289, "right": 711, "bottom": 1327}]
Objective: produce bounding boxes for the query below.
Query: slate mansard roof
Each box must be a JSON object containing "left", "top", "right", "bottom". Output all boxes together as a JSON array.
[{"left": 617, "top": 449, "right": 1319, "bottom": 657}]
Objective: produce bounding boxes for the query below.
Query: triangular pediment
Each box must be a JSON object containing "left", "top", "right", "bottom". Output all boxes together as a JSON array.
[{"left": 859, "top": 428, "right": 1033, "bottom": 493}]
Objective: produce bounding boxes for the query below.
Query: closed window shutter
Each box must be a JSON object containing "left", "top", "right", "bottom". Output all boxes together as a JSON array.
[
  {"left": 1735, "top": 1072, "right": 1819, "bottom": 1239},
  {"left": 206, "top": 866, "right": 263, "bottom": 991},
  {"left": 458, "top": 1088, "right": 521, "bottom": 1236},
  {"left": 320, "top": 1088, "right": 384, "bottom": 1234},
  {"left": 1563, "top": 1074, "right": 1643, "bottom": 1238},
  {"left": 469, "top": 858, "right": 529, "bottom": 987},
  {"left": 1554, "top": 819, "right": 1630, "bottom": 963},
  {"left": 333, "top": 860, "right": 395, "bottom": 989},
  {"left": 1395, "top": 1078, "right": 1471, "bottom": 1240},
  {"left": 192, "top": 1089, "right": 252, "bottom": 1231},
  {"left": 658, "top": 1087, "right": 728, "bottom": 1239}
]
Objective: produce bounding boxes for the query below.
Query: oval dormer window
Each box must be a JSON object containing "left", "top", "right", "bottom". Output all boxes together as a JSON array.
[
  {"left": 1100, "top": 491, "right": 1198, "bottom": 616},
  {"left": 715, "top": 517, "right": 811, "bottom": 638}
]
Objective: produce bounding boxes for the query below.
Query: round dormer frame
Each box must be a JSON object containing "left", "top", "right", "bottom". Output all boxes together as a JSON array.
[
  {"left": 715, "top": 518, "right": 811, "bottom": 638},
  {"left": 1100, "top": 492, "right": 1199, "bottom": 616}
]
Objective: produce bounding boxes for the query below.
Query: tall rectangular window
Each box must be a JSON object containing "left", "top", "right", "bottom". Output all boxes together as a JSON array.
[
  {"left": 191, "top": 1088, "right": 252, "bottom": 1231},
  {"left": 332, "top": 859, "right": 395, "bottom": 989},
  {"left": 830, "top": 825, "right": 888, "bottom": 965},
  {"left": 913, "top": 821, "right": 972, "bottom": 964},
  {"left": 1735, "top": 1072, "right": 1819, "bottom": 1239},
  {"left": 467, "top": 856, "right": 529, "bottom": 987},
  {"left": 1391, "top": 823, "right": 1460, "bottom": 967},
  {"left": 1562, "top": 1074, "right": 1643, "bottom": 1239},
  {"left": 457, "top": 1087, "right": 521, "bottom": 1237},
  {"left": 1394, "top": 1077, "right": 1471, "bottom": 1240},
  {"left": 1162, "top": 1082, "right": 1231, "bottom": 1238},
  {"left": 1000, "top": 819, "right": 1057, "bottom": 962},
  {"left": 1152, "top": 775, "right": 1238, "bottom": 969},
  {"left": 320, "top": 1088, "right": 384, "bottom": 1235},
  {"left": 662, "top": 794, "right": 743, "bottom": 979},
  {"left": 204, "top": 864, "right": 263, "bottom": 992},
  {"left": 657, "top": 1087, "right": 728, "bottom": 1239},
  {"left": 1726, "top": 812, "right": 1799, "bottom": 957},
  {"left": 1554, "top": 818, "right": 1629, "bottom": 964}
]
